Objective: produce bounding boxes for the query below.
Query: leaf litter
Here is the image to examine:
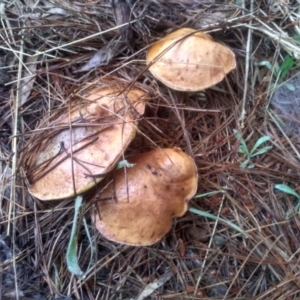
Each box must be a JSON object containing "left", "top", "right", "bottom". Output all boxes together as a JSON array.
[{"left": 1, "top": 0, "right": 300, "bottom": 299}]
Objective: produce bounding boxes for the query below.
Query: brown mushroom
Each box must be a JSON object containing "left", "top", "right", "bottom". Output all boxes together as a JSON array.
[
  {"left": 23, "top": 86, "right": 147, "bottom": 200},
  {"left": 146, "top": 28, "right": 236, "bottom": 91},
  {"left": 94, "top": 148, "right": 198, "bottom": 246}
]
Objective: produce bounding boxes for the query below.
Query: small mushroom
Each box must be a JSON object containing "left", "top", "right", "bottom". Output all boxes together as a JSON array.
[
  {"left": 94, "top": 148, "right": 198, "bottom": 246},
  {"left": 146, "top": 28, "right": 236, "bottom": 91},
  {"left": 23, "top": 86, "right": 147, "bottom": 200}
]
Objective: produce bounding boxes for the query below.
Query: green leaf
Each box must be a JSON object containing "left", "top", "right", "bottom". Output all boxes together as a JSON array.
[
  {"left": 278, "top": 56, "right": 295, "bottom": 81},
  {"left": 189, "top": 207, "right": 247, "bottom": 237},
  {"left": 238, "top": 147, "right": 248, "bottom": 155},
  {"left": 259, "top": 61, "right": 280, "bottom": 76},
  {"left": 240, "top": 158, "right": 250, "bottom": 169},
  {"left": 275, "top": 184, "right": 300, "bottom": 200},
  {"left": 250, "top": 136, "right": 271, "bottom": 155},
  {"left": 233, "top": 129, "right": 249, "bottom": 155},
  {"left": 250, "top": 146, "right": 273, "bottom": 158},
  {"left": 294, "top": 202, "right": 300, "bottom": 213},
  {"left": 273, "top": 62, "right": 281, "bottom": 77},
  {"left": 82, "top": 216, "right": 94, "bottom": 271},
  {"left": 280, "top": 55, "right": 294, "bottom": 69},
  {"left": 257, "top": 61, "right": 272, "bottom": 69},
  {"left": 286, "top": 202, "right": 300, "bottom": 219},
  {"left": 66, "top": 195, "right": 86, "bottom": 279},
  {"left": 284, "top": 82, "right": 295, "bottom": 91}
]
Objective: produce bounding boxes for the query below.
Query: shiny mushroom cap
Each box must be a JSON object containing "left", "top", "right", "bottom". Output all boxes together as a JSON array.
[
  {"left": 94, "top": 148, "right": 198, "bottom": 246},
  {"left": 146, "top": 28, "right": 236, "bottom": 91},
  {"left": 24, "top": 86, "right": 147, "bottom": 200}
]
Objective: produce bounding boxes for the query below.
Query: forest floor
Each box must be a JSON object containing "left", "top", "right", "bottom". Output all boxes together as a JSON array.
[{"left": 1, "top": 1, "right": 300, "bottom": 299}]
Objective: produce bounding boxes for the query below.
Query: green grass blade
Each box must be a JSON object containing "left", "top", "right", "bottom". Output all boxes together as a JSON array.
[
  {"left": 250, "top": 136, "right": 271, "bottom": 155},
  {"left": 275, "top": 184, "right": 300, "bottom": 200},
  {"left": 82, "top": 215, "right": 93, "bottom": 272},
  {"left": 66, "top": 195, "right": 86, "bottom": 279},
  {"left": 250, "top": 146, "right": 273, "bottom": 158},
  {"left": 189, "top": 207, "right": 247, "bottom": 236}
]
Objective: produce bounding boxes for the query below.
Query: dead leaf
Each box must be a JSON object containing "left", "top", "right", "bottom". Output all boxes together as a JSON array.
[
  {"left": 80, "top": 40, "right": 124, "bottom": 71},
  {"left": 135, "top": 270, "right": 173, "bottom": 300},
  {"left": 110, "top": 0, "right": 133, "bottom": 43}
]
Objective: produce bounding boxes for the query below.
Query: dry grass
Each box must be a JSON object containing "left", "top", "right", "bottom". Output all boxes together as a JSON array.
[{"left": 1, "top": 0, "right": 300, "bottom": 299}]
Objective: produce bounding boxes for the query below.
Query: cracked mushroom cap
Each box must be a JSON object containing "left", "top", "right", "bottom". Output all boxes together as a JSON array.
[
  {"left": 24, "top": 86, "right": 147, "bottom": 200},
  {"left": 94, "top": 148, "right": 198, "bottom": 246},
  {"left": 146, "top": 28, "right": 236, "bottom": 91}
]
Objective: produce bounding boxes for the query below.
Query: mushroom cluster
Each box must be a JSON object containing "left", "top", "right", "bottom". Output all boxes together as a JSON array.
[{"left": 23, "top": 27, "right": 235, "bottom": 246}]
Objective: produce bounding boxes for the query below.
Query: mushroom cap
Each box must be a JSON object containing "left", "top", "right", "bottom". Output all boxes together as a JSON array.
[
  {"left": 146, "top": 28, "right": 236, "bottom": 91},
  {"left": 94, "top": 148, "right": 198, "bottom": 246},
  {"left": 24, "top": 87, "right": 147, "bottom": 200}
]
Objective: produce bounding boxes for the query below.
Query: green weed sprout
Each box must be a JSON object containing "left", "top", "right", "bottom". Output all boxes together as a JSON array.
[
  {"left": 275, "top": 184, "right": 300, "bottom": 218},
  {"left": 258, "top": 55, "right": 296, "bottom": 90},
  {"left": 233, "top": 130, "right": 272, "bottom": 168}
]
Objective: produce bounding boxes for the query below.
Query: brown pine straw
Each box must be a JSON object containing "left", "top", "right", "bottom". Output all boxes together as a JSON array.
[{"left": 1, "top": 0, "right": 300, "bottom": 299}]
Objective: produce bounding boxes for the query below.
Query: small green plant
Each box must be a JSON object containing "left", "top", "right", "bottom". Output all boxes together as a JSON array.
[
  {"left": 275, "top": 184, "right": 300, "bottom": 218},
  {"left": 258, "top": 55, "right": 297, "bottom": 90},
  {"left": 66, "top": 195, "right": 87, "bottom": 278},
  {"left": 276, "top": 55, "right": 296, "bottom": 83},
  {"left": 234, "top": 130, "right": 272, "bottom": 168}
]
